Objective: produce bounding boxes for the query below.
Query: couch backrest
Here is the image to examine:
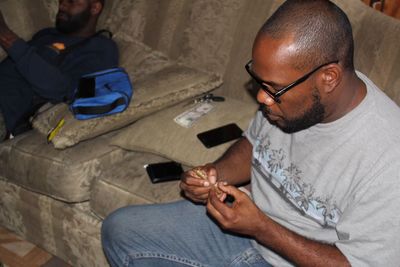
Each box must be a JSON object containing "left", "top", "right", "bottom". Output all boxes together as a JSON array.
[
  {"left": 0, "top": 0, "right": 52, "bottom": 39},
  {"left": 1, "top": 0, "right": 399, "bottom": 105},
  {"left": 102, "top": 0, "right": 284, "bottom": 103},
  {"left": 335, "top": 0, "right": 400, "bottom": 105},
  {"left": 0, "top": 0, "right": 52, "bottom": 58},
  {"left": 104, "top": 0, "right": 400, "bottom": 105}
]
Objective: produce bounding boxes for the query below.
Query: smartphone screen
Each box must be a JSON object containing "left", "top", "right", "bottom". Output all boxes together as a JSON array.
[
  {"left": 197, "top": 123, "right": 243, "bottom": 148},
  {"left": 76, "top": 77, "right": 95, "bottom": 98},
  {"left": 145, "top": 161, "right": 184, "bottom": 183}
]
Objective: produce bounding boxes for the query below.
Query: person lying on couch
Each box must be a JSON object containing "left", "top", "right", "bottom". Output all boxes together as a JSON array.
[
  {"left": 101, "top": 0, "right": 400, "bottom": 266},
  {"left": 0, "top": 0, "right": 118, "bottom": 140}
]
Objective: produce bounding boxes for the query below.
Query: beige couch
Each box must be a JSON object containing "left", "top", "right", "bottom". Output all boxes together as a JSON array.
[{"left": 0, "top": 1, "right": 399, "bottom": 266}]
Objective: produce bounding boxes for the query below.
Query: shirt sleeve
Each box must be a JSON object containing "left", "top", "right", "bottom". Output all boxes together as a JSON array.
[{"left": 334, "top": 163, "right": 400, "bottom": 266}]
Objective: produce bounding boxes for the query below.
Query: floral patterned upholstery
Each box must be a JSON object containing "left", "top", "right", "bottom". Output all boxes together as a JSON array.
[{"left": 0, "top": 1, "right": 399, "bottom": 267}]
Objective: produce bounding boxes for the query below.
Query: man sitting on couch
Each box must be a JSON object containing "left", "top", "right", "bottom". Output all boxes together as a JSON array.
[
  {"left": 0, "top": 0, "right": 118, "bottom": 140},
  {"left": 102, "top": 0, "right": 400, "bottom": 266}
]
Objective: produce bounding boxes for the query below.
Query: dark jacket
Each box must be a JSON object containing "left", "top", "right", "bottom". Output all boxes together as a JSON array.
[{"left": 0, "top": 28, "right": 119, "bottom": 133}]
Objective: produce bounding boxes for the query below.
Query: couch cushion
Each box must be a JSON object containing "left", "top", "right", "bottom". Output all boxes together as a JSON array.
[
  {"left": 0, "top": 130, "right": 128, "bottom": 203},
  {"left": 32, "top": 38, "right": 222, "bottom": 149},
  {"left": 90, "top": 151, "right": 184, "bottom": 219},
  {"left": 110, "top": 97, "right": 258, "bottom": 167}
]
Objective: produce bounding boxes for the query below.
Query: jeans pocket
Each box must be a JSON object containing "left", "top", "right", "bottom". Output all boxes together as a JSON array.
[{"left": 230, "top": 248, "right": 272, "bottom": 267}]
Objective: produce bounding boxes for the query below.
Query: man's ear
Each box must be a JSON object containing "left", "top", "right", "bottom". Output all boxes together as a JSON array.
[
  {"left": 318, "top": 63, "right": 342, "bottom": 94},
  {"left": 90, "top": 1, "right": 103, "bottom": 16}
]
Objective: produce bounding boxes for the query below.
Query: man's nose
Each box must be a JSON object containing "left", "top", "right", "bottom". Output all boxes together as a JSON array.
[
  {"left": 256, "top": 89, "right": 276, "bottom": 106},
  {"left": 58, "top": 0, "right": 68, "bottom": 11}
]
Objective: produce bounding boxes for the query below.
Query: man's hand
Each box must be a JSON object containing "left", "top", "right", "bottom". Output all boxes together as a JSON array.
[
  {"left": 206, "top": 183, "right": 266, "bottom": 237},
  {"left": 180, "top": 138, "right": 253, "bottom": 204},
  {"left": 208, "top": 183, "right": 351, "bottom": 266},
  {"left": 0, "top": 10, "right": 8, "bottom": 32},
  {"left": 180, "top": 164, "right": 218, "bottom": 203},
  {"left": 0, "top": 10, "right": 19, "bottom": 49}
]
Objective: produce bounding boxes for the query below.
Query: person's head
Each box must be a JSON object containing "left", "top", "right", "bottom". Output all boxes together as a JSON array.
[
  {"left": 248, "top": 0, "right": 356, "bottom": 133},
  {"left": 56, "top": 0, "right": 105, "bottom": 36}
]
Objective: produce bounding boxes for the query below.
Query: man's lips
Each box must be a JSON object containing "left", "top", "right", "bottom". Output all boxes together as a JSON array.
[
  {"left": 261, "top": 107, "right": 280, "bottom": 121},
  {"left": 267, "top": 113, "right": 280, "bottom": 121}
]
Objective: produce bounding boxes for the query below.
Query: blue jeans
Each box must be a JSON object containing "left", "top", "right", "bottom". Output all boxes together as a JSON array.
[{"left": 102, "top": 200, "right": 272, "bottom": 267}]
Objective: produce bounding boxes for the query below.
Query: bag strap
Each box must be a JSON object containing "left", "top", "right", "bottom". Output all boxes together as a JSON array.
[
  {"left": 71, "top": 97, "right": 126, "bottom": 115},
  {"left": 57, "top": 29, "right": 112, "bottom": 64},
  {"left": 64, "top": 29, "right": 112, "bottom": 52}
]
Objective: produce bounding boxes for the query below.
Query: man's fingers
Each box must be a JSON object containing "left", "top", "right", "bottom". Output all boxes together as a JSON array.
[
  {"left": 184, "top": 192, "right": 208, "bottom": 203},
  {"left": 206, "top": 190, "right": 225, "bottom": 220},
  {"left": 207, "top": 189, "right": 232, "bottom": 219},
  {"left": 190, "top": 164, "right": 218, "bottom": 185},
  {"left": 180, "top": 164, "right": 221, "bottom": 204},
  {"left": 180, "top": 182, "right": 210, "bottom": 195},
  {"left": 218, "top": 183, "right": 243, "bottom": 199},
  {"left": 206, "top": 167, "right": 218, "bottom": 184},
  {"left": 182, "top": 172, "right": 210, "bottom": 186},
  {"left": 180, "top": 179, "right": 211, "bottom": 203}
]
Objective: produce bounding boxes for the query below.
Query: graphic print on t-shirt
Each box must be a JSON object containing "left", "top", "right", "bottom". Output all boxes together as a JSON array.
[{"left": 252, "top": 137, "right": 342, "bottom": 227}]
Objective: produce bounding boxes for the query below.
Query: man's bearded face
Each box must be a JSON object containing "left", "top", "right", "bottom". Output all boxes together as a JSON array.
[
  {"left": 56, "top": 5, "right": 91, "bottom": 34},
  {"left": 262, "top": 88, "right": 325, "bottom": 133}
]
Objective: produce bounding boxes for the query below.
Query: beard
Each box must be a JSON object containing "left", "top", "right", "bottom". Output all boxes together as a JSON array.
[
  {"left": 55, "top": 7, "right": 91, "bottom": 34},
  {"left": 262, "top": 88, "right": 325, "bottom": 133}
]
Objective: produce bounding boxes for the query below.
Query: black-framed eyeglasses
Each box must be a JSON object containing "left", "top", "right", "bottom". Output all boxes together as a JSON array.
[{"left": 245, "top": 59, "right": 339, "bottom": 103}]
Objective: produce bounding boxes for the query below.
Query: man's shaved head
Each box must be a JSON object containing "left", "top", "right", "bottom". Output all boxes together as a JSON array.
[{"left": 258, "top": 0, "right": 354, "bottom": 71}]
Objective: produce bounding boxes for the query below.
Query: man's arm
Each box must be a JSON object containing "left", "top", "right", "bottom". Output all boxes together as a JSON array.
[
  {"left": 0, "top": 10, "right": 118, "bottom": 101},
  {"left": 213, "top": 137, "right": 253, "bottom": 185},
  {"left": 7, "top": 38, "right": 118, "bottom": 101},
  {"left": 254, "top": 207, "right": 350, "bottom": 267},
  {"left": 180, "top": 137, "right": 253, "bottom": 203},
  {"left": 0, "top": 10, "right": 18, "bottom": 49},
  {"left": 0, "top": 9, "right": 84, "bottom": 101},
  {"left": 207, "top": 185, "right": 350, "bottom": 267}
]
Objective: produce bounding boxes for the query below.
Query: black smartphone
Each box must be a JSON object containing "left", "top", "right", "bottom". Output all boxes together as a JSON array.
[
  {"left": 145, "top": 161, "right": 184, "bottom": 183},
  {"left": 197, "top": 123, "right": 243, "bottom": 148},
  {"left": 76, "top": 77, "right": 95, "bottom": 98}
]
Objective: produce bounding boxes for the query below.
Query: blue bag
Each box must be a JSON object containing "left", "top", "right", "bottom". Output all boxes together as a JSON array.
[{"left": 70, "top": 68, "right": 133, "bottom": 120}]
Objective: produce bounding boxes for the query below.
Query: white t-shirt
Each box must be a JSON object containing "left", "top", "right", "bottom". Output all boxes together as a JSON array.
[{"left": 244, "top": 72, "right": 400, "bottom": 267}]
